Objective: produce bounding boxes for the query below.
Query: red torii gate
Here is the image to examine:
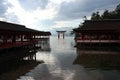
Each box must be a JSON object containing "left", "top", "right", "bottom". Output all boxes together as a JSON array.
[{"left": 56, "top": 31, "right": 66, "bottom": 39}]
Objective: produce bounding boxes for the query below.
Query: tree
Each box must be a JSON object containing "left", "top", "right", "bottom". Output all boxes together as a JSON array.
[
  {"left": 115, "top": 4, "right": 120, "bottom": 13},
  {"left": 91, "top": 11, "right": 101, "bottom": 20},
  {"left": 83, "top": 16, "right": 87, "bottom": 21},
  {"left": 115, "top": 4, "right": 120, "bottom": 19},
  {"left": 101, "top": 4, "right": 120, "bottom": 19},
  {"left": 101, "top": 9, "right": 110, "bottom": 19},
  {"left": 91, "top": 12, "right": 97, "bottom": 20},
  {"left": 73, "top": 4, "right": 120, "bottom": 32}
]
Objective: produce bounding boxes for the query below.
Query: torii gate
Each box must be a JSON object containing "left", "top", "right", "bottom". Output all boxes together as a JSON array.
[{"left": 56, "top": 31, "right": 66, "bottom": 39}]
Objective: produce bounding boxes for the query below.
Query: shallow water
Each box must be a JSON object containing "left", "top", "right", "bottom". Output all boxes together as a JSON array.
[
  {"left": 0, "top": 36, "right": 117, "bottom": 80},
  {"left": 15, "top": 36, "right": 120, "bottom": 80}
]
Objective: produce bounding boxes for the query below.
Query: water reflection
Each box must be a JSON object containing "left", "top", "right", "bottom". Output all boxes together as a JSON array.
[
  {"left": 18, "top": 37, "right": 78, "bottom": 80},
  {"left": 74, "top": 48, "right": 120, "bottom": 70},
  {"left": 0, "top": 51, "right": 41, "bottom": 80},
  {"left": 2, "top": 36, "right": 119, "bottom": 80},
  {"left": 0, "top": 39, "right": 51, "bottom": 80},
  {"left": 37, "top": 39, "right": 51, "bottom": 52}
]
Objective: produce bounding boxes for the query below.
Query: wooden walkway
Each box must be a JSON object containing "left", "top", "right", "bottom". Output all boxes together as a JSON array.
[{"left": 0, "top": 41, "right": 37, "bottom": 50}]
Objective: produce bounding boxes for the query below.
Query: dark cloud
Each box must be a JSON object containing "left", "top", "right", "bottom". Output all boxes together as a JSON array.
[
  {"left": 0, "top": 0, "right": 10, "bottom": 17},
  {"left": 19, "top": 0, "right": 49, "bottom": 11},
  {"left": 0, "top": 0, "right": 19, "bottom": 23},
  {"left": 55, "top": 0, "right": 120, "bottom": 21}
]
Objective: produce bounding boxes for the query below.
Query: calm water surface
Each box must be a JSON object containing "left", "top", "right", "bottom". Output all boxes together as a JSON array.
[{"left": 18, "top": 36, "right": 120, "bottom": 80}]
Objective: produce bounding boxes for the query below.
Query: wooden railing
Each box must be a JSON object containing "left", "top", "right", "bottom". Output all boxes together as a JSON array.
[
  {"left": 0, "top": 41, "right": 37, "bottom": 50},
  {"left": 76, "top": 39, "right": 120, "bottom": 43}
]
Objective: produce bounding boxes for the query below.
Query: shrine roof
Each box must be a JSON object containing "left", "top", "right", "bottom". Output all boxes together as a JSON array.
[
  {"left": 0, "top": 21, "right": 51, "bottom": 35},
  {"left": 74, "top": 19, "right": 120, "bottom": 33}
]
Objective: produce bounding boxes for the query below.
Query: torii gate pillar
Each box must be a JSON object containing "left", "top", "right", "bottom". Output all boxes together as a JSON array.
[{"left": 56, "top": 31, "right": 66, "bottom": 39}]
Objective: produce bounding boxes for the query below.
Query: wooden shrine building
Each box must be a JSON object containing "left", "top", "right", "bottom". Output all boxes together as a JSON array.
[
  {"left": 73, "top": 19, "right": 120, "bottom": 46},
  {"left": 0, "top": 21, "right": 51, "bottom": 50}
]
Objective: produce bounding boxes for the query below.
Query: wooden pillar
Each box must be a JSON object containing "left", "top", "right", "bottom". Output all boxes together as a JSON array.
[
  {"left": 21, "top": 35, "right": 23, "bottom": 42},
  {"left": 32, "top": 34, "right": 34, "bottom": 39},
  {"left": 81, "top": 34, "right": 84, "bottom": 46},
  {"left": 63, "top": 32, "right": 65, "bottom": 39},
  {"left": 34, "top": 53, "right": 36, "bottom": 61},
  {"left": 12, "top": 35, "right": 16, "bottom": 43},
  {"left": 58, "top": 32, "right": 60, "bottom": 39},
  {"left": 89, "top": 35, "right": 92, "bottom": 46},
  {"left": 99, "top": 35, "right": 101, "bottom": 46},
  {"left": 28, "top": 34, "right": 33, "bottom": 42},
  {"left": 33, "top": 34, "right": 36, "bottom": 41},
  {"left": 108, "top": 34, "right": 111, "bottom": 45},
  {"left": 108, "top": 35, "right": 111, "bottom": 40},
  {"left": 3, "top": 34, "right": 7, "bottom": 44},
  {"left": 81, "top": 34, "right": 84, "bottom": 40}
]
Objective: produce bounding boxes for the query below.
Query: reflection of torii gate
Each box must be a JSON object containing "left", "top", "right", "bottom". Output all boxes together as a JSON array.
[{"left": 56, "top": 31, "right": 66, "bottom": 39}]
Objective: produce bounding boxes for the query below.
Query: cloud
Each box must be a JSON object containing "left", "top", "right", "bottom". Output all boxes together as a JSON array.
[
  {"left": 40, "top": 19, "right": 55, "bottom": 27},
  {"left": 0, "top": 0, "right": 119, "bottom": 32},
  {"left": 5, "top": 12, "right": 19, "bottom": 23},
  {"left": 0, "top": 0, "right": 7, "bottom": 16},
  {"left": 6, "top": 0, "right": 57, "bottom": 31},
  {"left": 55, "top": 0, "right": 120, "bottom": 21},
  {"left": 0, "top": 0, "right": 12, "bottom": 17},
  {"left": 19, "top": 0, "right": 49, "bottom": 11},
  {"left": 0, "top": 0, "right": 20, "bottom": 23}
]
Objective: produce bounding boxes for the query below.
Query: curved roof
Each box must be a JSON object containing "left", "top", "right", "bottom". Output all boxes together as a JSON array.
[
  {"left": 0, "top": 21, "right": 51, "bottom": 35},
  {"left": 74, "top": 19, "right": 120, "bottom": 33}
]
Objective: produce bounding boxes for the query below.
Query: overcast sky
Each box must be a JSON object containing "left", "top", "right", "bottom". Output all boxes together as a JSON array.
[{"left": 0, "top": 0, "right": 119, "bottom": 31}]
